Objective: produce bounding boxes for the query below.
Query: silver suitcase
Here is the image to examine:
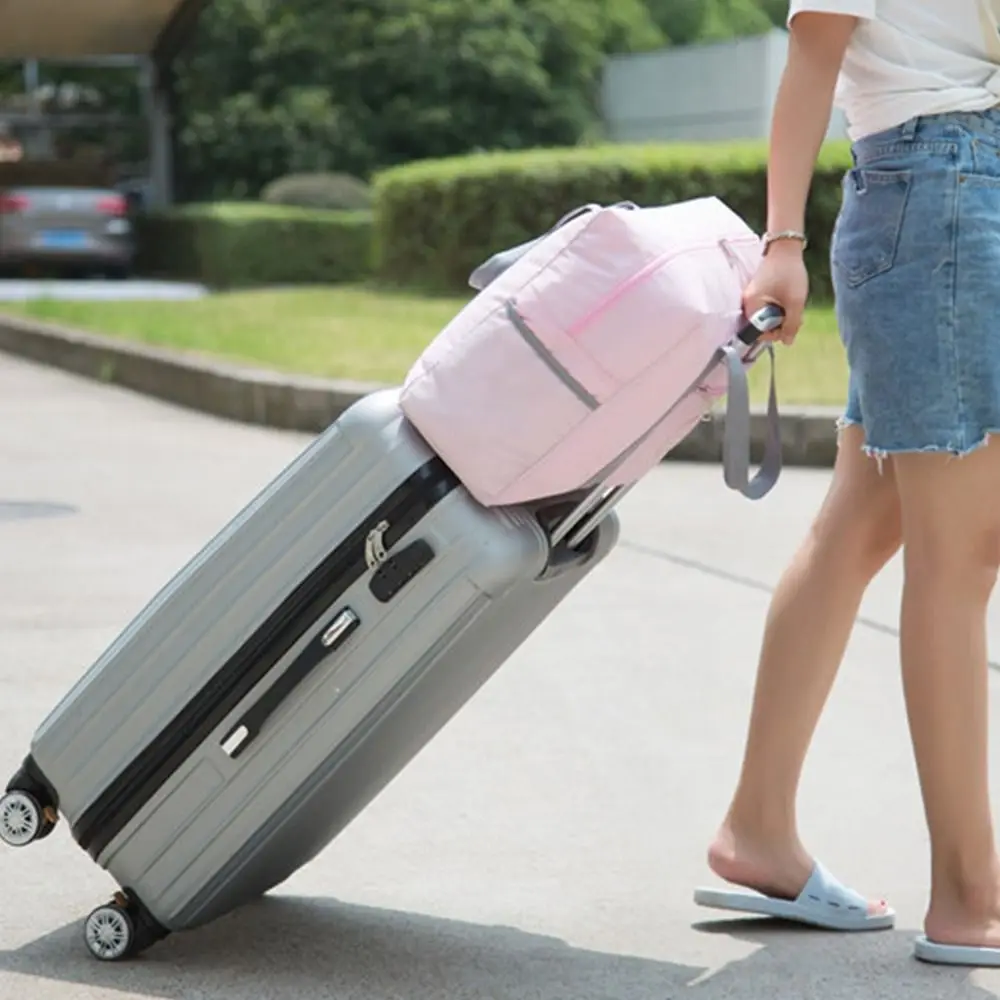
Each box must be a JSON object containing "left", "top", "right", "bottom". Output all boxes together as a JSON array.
[{"left": 0, "top": 387, "right": 620, "bottom": 961}]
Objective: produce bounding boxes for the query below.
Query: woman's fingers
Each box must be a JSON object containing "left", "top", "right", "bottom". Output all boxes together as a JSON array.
[{"left": 742, "top": 253, "right": 810, "bottom": 345}]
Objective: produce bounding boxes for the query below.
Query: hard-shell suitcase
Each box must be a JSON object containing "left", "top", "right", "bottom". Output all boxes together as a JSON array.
[{"left": 0, "top": 387, "right": 620, "bottom": 961}]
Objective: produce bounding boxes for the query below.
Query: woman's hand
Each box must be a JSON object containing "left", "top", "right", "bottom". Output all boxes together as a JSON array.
[{"left": 743, "top": 242, "right": 810, "bottom": 345}]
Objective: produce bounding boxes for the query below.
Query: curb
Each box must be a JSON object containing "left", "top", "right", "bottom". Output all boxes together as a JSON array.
[{"left": 0, "top": 314, "right": 842, "bottom": 468}]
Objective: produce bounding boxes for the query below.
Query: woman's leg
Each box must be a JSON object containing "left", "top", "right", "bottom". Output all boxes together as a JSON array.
[
  {"left": 893, "top": 444, "right": 1000, "bottom": 947},
  {"left": 708, "top": 423, "right": 899, "bottom": 904}
]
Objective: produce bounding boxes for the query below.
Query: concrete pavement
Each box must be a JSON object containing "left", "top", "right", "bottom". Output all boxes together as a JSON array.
[
  {"left": 0, "top": 279, "right": 207, "bottom": 302},
  {"left": 2, "top": 352, "right": 1000, "bottom": 999}
]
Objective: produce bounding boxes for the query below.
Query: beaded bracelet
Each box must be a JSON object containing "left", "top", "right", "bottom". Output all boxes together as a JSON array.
[{"left": 762, "top": 230, "right": 809, "bottom": 254}]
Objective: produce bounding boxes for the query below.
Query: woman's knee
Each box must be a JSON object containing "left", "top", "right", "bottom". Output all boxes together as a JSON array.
[
  {"left": 812, "top": 492, "right": 901, "bottom": 577},
  {"left": 903, "top": 526, "right": 1000, "bottom": 606},
  {"left": 812, "top": 432, "right": 902, "bottom": 576}
]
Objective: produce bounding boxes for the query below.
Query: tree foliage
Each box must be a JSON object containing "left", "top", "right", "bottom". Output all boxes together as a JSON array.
[
  {"left": 172, "top": 0, "right": 668, "bottom": 199},
  {"left": 0, "top": 63, "right": 22, "bottom": 96},
  {"left": 645, "top": 0, "right": 774, "bottom": 45},
  {"left": 700, "top": 0, "right": 773, "bottom": 40},
  {"left": 756, "top": 0, "right": 790, "bottom": 27},
  {"left": 0, "top": 0, "right": 785, "bottom": 200}
]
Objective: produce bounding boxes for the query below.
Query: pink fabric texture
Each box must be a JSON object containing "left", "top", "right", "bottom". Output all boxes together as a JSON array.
[{"left": 400, "top": 197, "right": 763, "bottom": 507}]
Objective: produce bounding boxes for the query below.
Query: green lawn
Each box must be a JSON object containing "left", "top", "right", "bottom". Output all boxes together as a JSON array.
[{"left": 1, "top": 284, "right": 848, "bottom": 406}]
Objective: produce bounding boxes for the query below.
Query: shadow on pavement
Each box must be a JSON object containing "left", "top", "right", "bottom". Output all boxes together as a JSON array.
[
  {"left": 691, "top": 916, "right": 996, "bottom": 998},
  {"left": 0, "top": 896, "right": 995, "bottom": 999}
]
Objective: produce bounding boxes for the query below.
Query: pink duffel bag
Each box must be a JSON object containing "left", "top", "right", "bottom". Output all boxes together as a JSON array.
[{"left": 399, "top": 197, "right": 784, "bottom": 508}]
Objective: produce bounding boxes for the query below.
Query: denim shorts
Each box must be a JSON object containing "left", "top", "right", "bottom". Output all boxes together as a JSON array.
[{"left": 832, "top": 107, "right": 1000, "bottom": 457}]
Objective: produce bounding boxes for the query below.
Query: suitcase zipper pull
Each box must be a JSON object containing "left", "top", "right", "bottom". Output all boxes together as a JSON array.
[{"left": 220, "top": 607, "right": 362, "bottom": 760}]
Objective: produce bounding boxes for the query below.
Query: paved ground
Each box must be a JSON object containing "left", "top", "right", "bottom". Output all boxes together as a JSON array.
[
  {"left": 2, "top": 352, "right": 1000, "bottom": 999},
  {"left": 0, "top": 279, "right": 207, "bottom": 302}
]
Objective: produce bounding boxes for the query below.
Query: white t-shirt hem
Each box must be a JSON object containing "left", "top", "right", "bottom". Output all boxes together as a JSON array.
[{"left": 846, "top": 91, "right": 1000, "bottom": 141}]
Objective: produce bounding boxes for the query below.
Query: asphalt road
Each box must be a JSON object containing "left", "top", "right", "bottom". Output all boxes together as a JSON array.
[{"left": 2, "top": 353, "right": 1000, "bottom": 999}]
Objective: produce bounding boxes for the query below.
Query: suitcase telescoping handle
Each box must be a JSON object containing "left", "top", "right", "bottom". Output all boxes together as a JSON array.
[{"left": 549, "top": 303, "right": 787, "bottom": 551}]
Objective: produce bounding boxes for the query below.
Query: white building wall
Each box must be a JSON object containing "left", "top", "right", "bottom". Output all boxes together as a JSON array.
[{"left": 601, "top": 30, "right": 849, "bottom": 145}]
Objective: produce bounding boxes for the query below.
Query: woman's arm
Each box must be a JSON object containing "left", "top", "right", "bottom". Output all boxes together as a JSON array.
[
  {"left": 745, "top": 10, "right": 861, "bottom": 342},
  {"left": 767, "top": 12, "right": 859, "bottom": 238}
]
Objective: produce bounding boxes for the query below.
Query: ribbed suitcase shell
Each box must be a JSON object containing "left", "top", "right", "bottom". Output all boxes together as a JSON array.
[{"left": 19, "top": 388, "right": 618, "bottom": 942}]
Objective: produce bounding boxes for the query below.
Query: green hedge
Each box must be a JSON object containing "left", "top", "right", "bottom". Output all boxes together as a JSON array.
[
  {"left": 374, "top": 141, "right": 853, "bottom": 299},
  {"left": 261, "top": 173, "right": 373, "bottom": 212},
  {"left": 136, "top": 202, "right": 373, "bottom": 288}
]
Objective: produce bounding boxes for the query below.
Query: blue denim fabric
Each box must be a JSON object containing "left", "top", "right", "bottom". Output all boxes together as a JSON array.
[{"left": 832, "top": 107, "right": 1000, "bottom": 456}]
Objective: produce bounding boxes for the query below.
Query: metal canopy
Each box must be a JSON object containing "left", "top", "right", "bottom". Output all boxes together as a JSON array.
[{"left": 0, "top": 0, "right": 209, "bottom": 64}]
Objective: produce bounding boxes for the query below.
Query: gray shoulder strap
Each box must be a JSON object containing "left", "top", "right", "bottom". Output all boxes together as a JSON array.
[
  {"left": 468, "top": 241, "right": 536, "bottom": 291},
  {"left": 719, "top": 343, "right": 781, "bottom": 500},
  {"left": 550, "top": 341, "right": 781, "bottom": 549},
  {"left": 577, "top": 341, "right": 781, "bottom": 501}
]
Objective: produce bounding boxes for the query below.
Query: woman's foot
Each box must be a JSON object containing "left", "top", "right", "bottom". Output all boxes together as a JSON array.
[
  {"left": 705, "top": 820, "right": 890, "bottom": 918},
  {"left": 924, "top": 867, "right": 1000, "bottom": 950}
]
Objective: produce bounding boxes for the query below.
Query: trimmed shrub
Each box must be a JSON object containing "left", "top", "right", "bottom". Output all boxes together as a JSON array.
[
  {"left": 136, "top": 202, "right": 373, "bottom": 288},
  {"left": 261, "top": 172, "right": 373, "bottom": 212},
  {"left": 373, "top": 141, "right": 853, "bottom": 299}
]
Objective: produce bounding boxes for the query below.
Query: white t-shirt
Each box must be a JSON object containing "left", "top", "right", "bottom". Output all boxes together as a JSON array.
[{"left": 788, "top": 1, "right": 1000, "bottom": 139}]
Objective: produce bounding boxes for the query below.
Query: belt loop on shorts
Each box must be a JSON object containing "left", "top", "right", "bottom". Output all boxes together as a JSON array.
[{"left": 899, "top": 116, "right": 919, "bottom": 141}]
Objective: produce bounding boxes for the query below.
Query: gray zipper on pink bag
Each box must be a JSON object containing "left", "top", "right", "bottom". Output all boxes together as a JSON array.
[{"left": 505, "top": 300, "right": 600, "bottom": 410}]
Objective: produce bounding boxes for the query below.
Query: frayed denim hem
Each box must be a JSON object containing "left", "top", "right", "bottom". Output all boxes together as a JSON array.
[
  {"left": 837, "top": 423, "right": 998, "bottom": 473},
  {"left": 834, "top": 415, "right": 863, "bottom": 451},
  {"left": 835, "top": 415, "right": 862, "bottom": 436}
]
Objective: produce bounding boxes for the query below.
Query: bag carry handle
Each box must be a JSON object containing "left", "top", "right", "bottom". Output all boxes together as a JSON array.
[
  {"left": 468, "top": 201, "right": 638, "bottom": 291},
  {"left": 550, "top": 304, "right": 787, "bottom": 550}
]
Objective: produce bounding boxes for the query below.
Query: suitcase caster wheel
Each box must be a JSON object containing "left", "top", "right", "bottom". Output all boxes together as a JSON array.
[
  {"left": 0, "top": 790, "right": 52, "bottom": 847},
  {"left": 84, "top": 903, "right": 135, "bottom": 961}
]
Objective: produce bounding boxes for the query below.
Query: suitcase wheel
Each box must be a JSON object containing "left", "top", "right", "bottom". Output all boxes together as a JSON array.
[
  {"left": 0, "top": 790, "right": 56, "bottom": 848},
  {"left": 84, "top": 903, "right": 136, "bottom": 962}
]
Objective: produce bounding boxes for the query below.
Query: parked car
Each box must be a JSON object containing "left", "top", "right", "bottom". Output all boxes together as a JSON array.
[{"left": 0, "top": 185, "right": 135, "bottom": 279}]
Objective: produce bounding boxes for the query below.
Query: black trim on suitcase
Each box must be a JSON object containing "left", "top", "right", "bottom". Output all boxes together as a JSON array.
[
  {"left": 73, "top": 458, "right": 460, "bottom": 861},
  {"left": 219, "top": 604, "right": 362, "bottom": 761},
  {"left": 121, "top": 888, "right": 172, "bottom": 956},
  {"left": 7, "top": 755, "right": 60, "bottom": 811}
]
